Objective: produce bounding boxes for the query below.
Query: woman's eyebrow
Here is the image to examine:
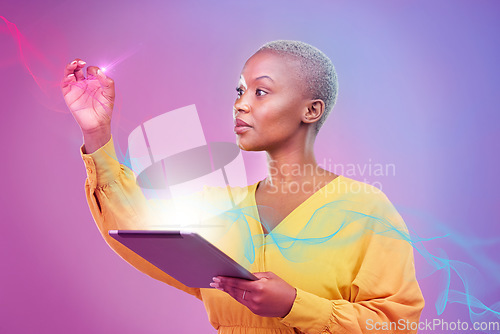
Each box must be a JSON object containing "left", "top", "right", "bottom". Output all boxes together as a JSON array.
[{"left": 254, "top": 75, "right": 274, "bottom": 82}]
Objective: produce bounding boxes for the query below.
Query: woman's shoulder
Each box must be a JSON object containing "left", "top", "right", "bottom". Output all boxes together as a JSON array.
[
  {"left": 329, "top": 175, "right": 407, "bottom": 229},
  {"left": 329, "top": 175, "right": 390, "bottom": 203}
]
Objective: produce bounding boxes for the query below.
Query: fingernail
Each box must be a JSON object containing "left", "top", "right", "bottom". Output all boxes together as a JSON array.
[
  {"left": 97, "top": 69, "right": 103, "bottom": 77},
  {"left": 68, "top": 73, "right": 75, "bottom": 77},
  {"left": 212, "top": 277, "right": 220, "bottom": 283},
  {"left": 71, "top": 60, "right": 77, "bottom": 65},
  {"left": 209, "top": 282, "right": 217, "bottom": 288},
  {"left": 78, "top": 60, "right": 86, "bottom": 65}
]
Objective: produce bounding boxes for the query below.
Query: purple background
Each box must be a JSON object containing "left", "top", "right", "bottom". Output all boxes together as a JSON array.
[{"left": 1, "top": 1, "right": 499, "bottom": 333}]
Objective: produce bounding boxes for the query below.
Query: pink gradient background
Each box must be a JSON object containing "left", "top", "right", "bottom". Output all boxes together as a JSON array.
[{"left": 1, "top": 1, "right": 499, "bottom": 333}]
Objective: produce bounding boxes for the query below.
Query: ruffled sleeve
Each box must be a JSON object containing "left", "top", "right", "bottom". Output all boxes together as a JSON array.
[{"left": 80, "top": 135, "right": 202, "bottom": 300}]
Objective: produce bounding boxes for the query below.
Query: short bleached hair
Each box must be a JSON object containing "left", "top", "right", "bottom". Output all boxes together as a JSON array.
[{"left": 256, "top": 40, "right": 339, "bottom": 133}]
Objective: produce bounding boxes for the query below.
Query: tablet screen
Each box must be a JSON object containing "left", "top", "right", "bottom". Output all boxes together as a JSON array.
[{"left": 109, "top": 230, "right": 258, "bottom": 288}]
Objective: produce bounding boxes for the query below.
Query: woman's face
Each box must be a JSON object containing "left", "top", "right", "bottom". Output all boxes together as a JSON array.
[{"left": 233, "top": 51, "right": 310, "bottom": 152}]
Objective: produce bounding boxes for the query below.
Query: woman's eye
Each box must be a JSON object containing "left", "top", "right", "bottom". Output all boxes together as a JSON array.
[
  {"left": 236, "top": 87, "right": 244, "bottom": 98},
  {"left": 256, "top": 89, "right": 267, "bottom": 97}
]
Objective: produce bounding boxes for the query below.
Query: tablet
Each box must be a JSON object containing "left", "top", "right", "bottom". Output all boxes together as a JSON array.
[{"left": 109, "top": 230, "right": 258, "bottom": 288}]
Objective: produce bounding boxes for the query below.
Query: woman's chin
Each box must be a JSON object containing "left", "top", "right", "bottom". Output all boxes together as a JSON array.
[
  {"left": 236, "top": 137, "right": 259, "bottom": 151},
  {"left": 237, "top": 140, "right": 249, "bottom": 151}
]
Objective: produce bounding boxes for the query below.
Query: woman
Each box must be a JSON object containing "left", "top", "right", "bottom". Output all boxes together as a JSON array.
[{"left": 62, "top": 40, "right": 424, "bottom": 333}]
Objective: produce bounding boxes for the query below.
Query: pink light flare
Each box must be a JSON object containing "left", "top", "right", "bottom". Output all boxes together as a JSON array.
[
  {"left": 0, "top": 15, "right": 44, "bottom": 93},
  {"left": 0, "top": 15, "right": 69, "bottom": 113},
  {"left": 98, "top": 43, "right": 142, "bottom": 74}
]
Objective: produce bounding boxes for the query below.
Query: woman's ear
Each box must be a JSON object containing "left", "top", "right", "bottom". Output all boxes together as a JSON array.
[{"left": 302, "top": 99, "right": 325, "bottom": 124}]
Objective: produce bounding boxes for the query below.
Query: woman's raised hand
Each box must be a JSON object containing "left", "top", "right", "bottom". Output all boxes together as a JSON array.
[{"left": 61, "top": 58, "right": 115, "bottom": 153}]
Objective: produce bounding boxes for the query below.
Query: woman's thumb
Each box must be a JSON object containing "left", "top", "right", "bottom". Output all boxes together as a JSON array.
[
  {"left": 96, "top": 68, "right": 115, "bottom": 100},
  {"left": 252, "top": 272, "right": 272, "bottom": 279}
]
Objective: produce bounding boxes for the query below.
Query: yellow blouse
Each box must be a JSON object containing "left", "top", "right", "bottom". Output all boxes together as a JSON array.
[{"left": 80, "top": 136, "right": 424, "bottom": 334}]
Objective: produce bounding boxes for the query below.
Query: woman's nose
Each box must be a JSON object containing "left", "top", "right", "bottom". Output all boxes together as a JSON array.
[{"left": 234, "top": 98, "right": 250, "bottom": 115}]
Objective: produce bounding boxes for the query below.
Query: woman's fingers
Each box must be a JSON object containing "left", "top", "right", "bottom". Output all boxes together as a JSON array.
[
  {"left": 63, "top": 59, "right": 77, "bottom": 77},
  {"left": 74, "top": 60, "right": 86, "bottom": 81},
  {"left": 226, "top": 285, "right": 248, "bottom": 304},
  {"left": 61, "top": 72, "right": 76, "bottom": 95},
  {"left": 211, "top": 277, "right": 250, "bottom": 304},
  {"left": 96, "top": 68, "right": 115, "bottom": 101},
  {"left": 62, "top": 58, "right": 87, "bottom": 96},
  {"left": 63, "top": 59, "right": 86, "bottom": 80},
  {"left": 212, "top": 272, "right": 296, "bottom": 317},
  {"left": 86, "top": 65, "right": 114, "bottom": 88},
  {"left": 82, "top": 65, "right": 115, "bottom": 113},
  {"left": 212, "top": 276, "right": 254, "bottom": 291},
  {"left": 86, "top": 65, "right": 99, "bottom": 79}
]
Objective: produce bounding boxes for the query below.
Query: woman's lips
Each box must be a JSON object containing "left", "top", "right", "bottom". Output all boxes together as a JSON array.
[
  {"left": 234, "top": 118, "right": 252, "bottom": 134},
  {"left": 234, "top": 126, "right": 251, "bottom": 134},
  {"left": 235, "top": 118, "right": 251, "bottom": 127}
]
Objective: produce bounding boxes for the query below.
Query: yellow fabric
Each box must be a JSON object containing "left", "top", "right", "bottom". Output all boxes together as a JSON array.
[{"left": 81, "top": 136, "right": 425, "bottom": 334}]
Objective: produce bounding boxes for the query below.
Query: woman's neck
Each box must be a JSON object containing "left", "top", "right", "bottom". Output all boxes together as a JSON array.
[
  {"left": 265, "top": 148, "right": 317, "bottom": 183},
  {"left": 264, "top": 130, "right": 330, "bottom": 188},
  {"left": 260, "top": 126, "right": 337, "bottom": 193}
]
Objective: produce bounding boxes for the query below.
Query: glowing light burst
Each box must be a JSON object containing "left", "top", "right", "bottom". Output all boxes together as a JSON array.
[{"left": 98, "top": 43, "right": 142, "bottom": 74}]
